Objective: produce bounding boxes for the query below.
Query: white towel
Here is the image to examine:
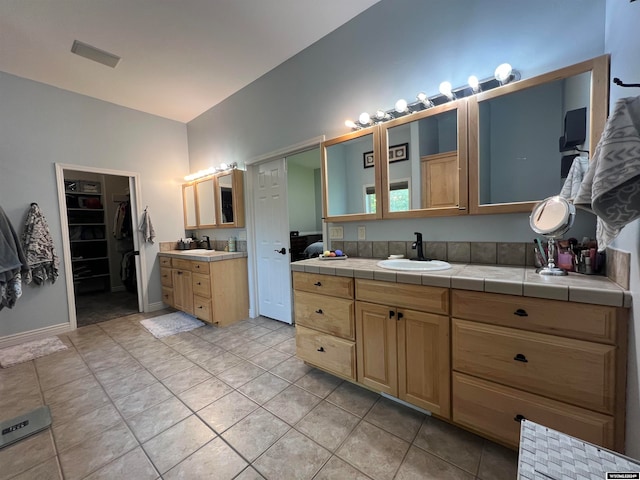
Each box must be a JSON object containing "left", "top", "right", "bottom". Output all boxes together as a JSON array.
[
  {"left": 574, "top": 95, "right": 640, "bottom": 251},
  {"left": 139, "top": 208, "right": 155, "bottom": 244},
  {"left": 559, "top": 156, "right": 589, "bottom": 202}
]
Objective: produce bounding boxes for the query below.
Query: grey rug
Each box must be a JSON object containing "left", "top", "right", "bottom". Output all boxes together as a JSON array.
[
  {"left": 0, "top": 337, "right": 68, "bottom": 368},
  {"left": 140, "top": 312, "right": 205, "bottom": 338}
]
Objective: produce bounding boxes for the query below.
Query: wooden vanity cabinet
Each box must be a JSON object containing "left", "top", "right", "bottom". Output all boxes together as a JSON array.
[
  {"left": 450, "top": 289, "right": 627, "bottom": 452},
  {"left": 355, "top": 279, "right": 450, "bottom": 418}
]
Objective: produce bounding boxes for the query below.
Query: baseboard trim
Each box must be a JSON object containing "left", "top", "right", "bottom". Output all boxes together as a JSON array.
[
  {"left": 0, "top": 323, "right": 73, "bottom": 349},
  {"left": 148, "top": 301, "right": 168, "bottom": 312}
]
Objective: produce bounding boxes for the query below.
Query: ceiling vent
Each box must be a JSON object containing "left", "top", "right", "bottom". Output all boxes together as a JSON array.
[{"left": 71, "top": 40, "right": 120, "bottom": 68}]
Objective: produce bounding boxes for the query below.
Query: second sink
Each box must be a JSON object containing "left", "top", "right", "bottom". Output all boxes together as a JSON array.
[{"left": 377, "top": 259, "right": 452, "bottom": 271}]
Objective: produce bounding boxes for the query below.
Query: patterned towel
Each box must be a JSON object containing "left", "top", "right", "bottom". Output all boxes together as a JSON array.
[
  {"left": 559, "top": 155, "right": 589, "bottom": 202},
  {"left": 574, "top": 95, "right": 640, "bottom": 250},
  {"left": 21, "top": 203, "right": 59, "bottom": 285},
  {"left": 139, "top": 208, "right": 155, "bottom": 244}
]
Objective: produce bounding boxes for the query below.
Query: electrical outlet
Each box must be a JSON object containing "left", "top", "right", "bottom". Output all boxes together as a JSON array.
[
  {"left": 358, "top": 226, "right": 366, "bottom": 240},
  {"left": 329, "top": 226, "right": 343, "bottom": 239}
]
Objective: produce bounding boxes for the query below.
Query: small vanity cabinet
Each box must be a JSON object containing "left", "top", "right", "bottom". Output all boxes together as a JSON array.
[
  {"left": 450, "top": 289, "right": 627, "bottom": 451},
  {"left": 293, "top": 272, "right": 356, "bottom": 380}
]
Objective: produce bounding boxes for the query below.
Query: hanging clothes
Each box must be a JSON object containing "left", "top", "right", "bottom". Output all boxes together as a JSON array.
[
  {"left": 138, "top": 207, "right": 155, "bottom": 244},
  {"left": 113, "top": 201, "right": 133, "bottom": 240},
  {"left": 0, "top": 206, "right": 29, "bottom": 310},
  {"left": 21, "top": 203, "right": 59, "bottom": 286}
]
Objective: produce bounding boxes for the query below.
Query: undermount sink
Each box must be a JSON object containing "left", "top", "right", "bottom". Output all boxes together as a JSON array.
[{"left": 377, "top": 259, "right": 452, "bottom": 271}]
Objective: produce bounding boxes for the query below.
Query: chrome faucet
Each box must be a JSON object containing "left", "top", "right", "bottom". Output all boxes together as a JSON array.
[{"left": 411, "top": 232, "right": 431, "bottom": 261}]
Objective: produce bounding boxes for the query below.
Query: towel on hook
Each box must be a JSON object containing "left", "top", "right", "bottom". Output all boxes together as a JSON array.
[
  {"left": 22, "top": 203, "right": 59, "bottom": 285},
  {"left": 139, "top": 208, "right": 155, "bottom": 244},
  {"left": 574, "top": 95, "right": 640, "bottom": 250},
  {"left": 0, "top": 206, "right": 29, "bottom": 309},
  {"left": 559, "top": 156, "right": 589, "bottom": 202}
]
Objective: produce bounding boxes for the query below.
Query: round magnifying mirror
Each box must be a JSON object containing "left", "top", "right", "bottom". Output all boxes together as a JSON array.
[{"left": 530, "top": 196, "right": 576, "bottom": 275}]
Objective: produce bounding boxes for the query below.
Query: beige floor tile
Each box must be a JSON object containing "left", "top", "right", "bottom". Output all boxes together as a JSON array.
[
  {"left": 272, "top": 337, "right": 297, "bottom": 355},
  {"left": 264, "top": 385, "right": 322, "bottom": 425},
  {"left": 239, "top": 325, "right": 273, "bottom": 341},
  {"left": 10, "top": 457, "right": 62, "bottom": 480},
  {"left": 99, "top": 368, "right": 157, "bottom": 399},
  {"left": 85, "top": 351, "right": 140, "bottom": 373},
  {"left": 43, "top": 375, "right": 103, "bottom": 406},
  {"left": 0, "top": 389, "right": 44, "bottom": 419},
  {"left": 255, "top": 330, "right": 291, "bottom": 347},
  {"left": 217, "top": 361, "right": 266, "bottom": 388},
  {"left": 326, "top": 381, "right": 379, "bottom": 418},
  {"left": 234, "top": 467, "right": 266, "bottom": 479},
  {"left": 198, "top": 390, "right": 259, "bottom": 433},
  {"left": 0, "top": 361, "right": 38, "bottom": 393},
  {"left": 161, "top": 364, "right": 212, "bottom": 394},
  {"left": 294, "top": 369, "right": 343, "bottom": 398},
  {"left": 58, "top": 422, "right": 138, "bottom": 480},
  {"left": 199, "top": 351, "right": 244, "bottom": 375},
  {"left": 126, "top": 396, "right": 191, "bottom": 443},
  {"left": 83, "top": 447, "right": 158, "bottom": 480},
  {"left": 269, "top": 356, "right": 312, "bottom": 382},
  {"left": 53, "top": 403, "right": 121, "bottom": 452},
  {"left": 413, "top": 415, "right": 483, "bottom": 475},
  {"left": 222, "top": 408, "right": 290, "bottom": 462},
  {"left": 336, "top": 421, "right": 410, "bottom": 480},
  {"left": 227, "top": 339, "right": 270, "bottom": 359},
  {"left": 177, "top": 377, "right": 233, "bottom": 411},
  {"left": 142, "top": 415, "right": 215, "bottom": 474},
  {"left": 36, "top": 354, "right": 93, "bottom": 391},
  {"left": 0, "top": 430, "right": 56, "bottom": 480},
  {"left": 247, "top": 348, "right": 290, "bottom": 370},
  {"left": 477, "top": 440, "right": 518, "bottom": 480},
  {"left": 253, "top": 429, "right": 330, "bottom": 480},
  {"left": 295, "top": 400, "right": 361, "bottom": 451},
  {"left": 395, "top": 445, "right": 474, "bottom": 480},
  {"left": 164, "top": 437, "right": 248, "bottom": 480},
  {"left": 313, "top": 456, "right": 372, "bottom": 480},
  {"left": 364, "top": 397, "right": 424, "bottom": 442},
  {"left": 113, "top": 382, "right": 173, "bottom": 418},
  {"left": 182, "top": 345, "right": 226, "bottom": 365},
  {"left": 48, "top": 385, "right": 112, "bottom": 425},
  {"left": 92, "top": 361, "right": 144, "bottom": 384},
  {"left": 146, "top": 354, "right": 194, "bottom": 380},
  {"left": 237, "top": 372, "right": 290, "bottom": 405}
]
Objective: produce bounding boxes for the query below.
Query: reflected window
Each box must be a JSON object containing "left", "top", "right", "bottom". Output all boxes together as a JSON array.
[{"left": 365, "top": 180, "right": 409, "bottom": 213}]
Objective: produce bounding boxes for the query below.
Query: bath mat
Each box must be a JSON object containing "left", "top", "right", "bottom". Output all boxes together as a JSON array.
[
  {"left": 0, "top": 337, "right": 68, "bottom": 368},
  {"left": 140, "top": 312, "right": 205, "bottom": 338}
]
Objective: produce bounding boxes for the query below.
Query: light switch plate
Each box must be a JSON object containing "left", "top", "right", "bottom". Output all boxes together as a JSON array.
[
  {"left": 358, "top": 226, "right": 366, "bottom": 240},
  {"left": 329, "top": 226, "right": 344, "bottom": 239}
]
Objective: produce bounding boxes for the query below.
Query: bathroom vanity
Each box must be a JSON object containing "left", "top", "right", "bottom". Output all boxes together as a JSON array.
[{"left": 291, "top": 257, "right": 629, "bottom": 453}]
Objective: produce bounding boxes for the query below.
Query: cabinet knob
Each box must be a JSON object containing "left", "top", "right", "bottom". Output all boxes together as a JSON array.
[
  {"left": 513, "top": 353, "right": 528, "bottom": 363},
  {"left": 197, "top": 282, "right": 201, "bottom": 285},
  {"left": 314, "top": 282, "right": 322, "bottom": 287},
  {"left": 315, "top": 309, "right": 323, "bottom": 314},
  {"left": 317, "top": 347, "right": 325, "bottom": 352},
  {"left": 514, "top": 414, "right": 526, "bottom": 423},
  {"left": 195, "top": 265, "right": 200, "bottom": 269},
  {"left": 177, "top": 271, "right": 183, "bottom": 275},
  {"left": 198, "top": 306, "right": 203, "bottom": 309},
  {"left": 397, "top": 312, "right": 404, "bottom": 321},
  {"left": 389, "top": 310, "right": 395, "bottom": 318},
  {"left": 514, "top": 309, "right": 528, "bottom": 317}
]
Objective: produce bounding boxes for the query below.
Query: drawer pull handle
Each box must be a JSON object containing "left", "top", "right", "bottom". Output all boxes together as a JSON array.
[
  {"left": 197, "top": 282, "right": 201, "bottom": 285},
  {"left": 514, "top": 309, "right": 528, "bottom": 317},
  {"left": 317, "top": 347, "right": 325, "bottom": 352},
  {"left": 198, "top": 306, "right": 203, "bottom": 309},
  {"left": 389, "top": 310, "right": 395, "bottom": 319},
  {"left": 315, "top": 309, "right": 323, "bottom": 314},
  {"left": 514, "top": 353, "right": 528, "bottom": 363},
  {"left": 177, "top": 271, "right": 183, "bottom": 275},
  {"left": 514, "top": 414, "right": 526, "bottom": 423},
  {"left": 314, "top": 282, "right": 322, "bottom": 287}
]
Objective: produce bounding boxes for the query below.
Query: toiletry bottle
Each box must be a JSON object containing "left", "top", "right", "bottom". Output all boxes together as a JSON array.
[{"left": 228, "top": 237, "right": 236, "bottom": 252}]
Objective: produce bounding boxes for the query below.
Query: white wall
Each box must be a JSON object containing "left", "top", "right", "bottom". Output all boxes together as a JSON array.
[
  {"left": 605, "top": 0, "right": 640, "bottom": 459},
  {"left": 0, "top": 72, "right": 189, "bottom": 338}
]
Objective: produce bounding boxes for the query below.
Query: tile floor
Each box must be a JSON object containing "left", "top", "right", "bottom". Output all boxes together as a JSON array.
[{"left": 0, "top": 311, "right": 518, "bottom": 480}]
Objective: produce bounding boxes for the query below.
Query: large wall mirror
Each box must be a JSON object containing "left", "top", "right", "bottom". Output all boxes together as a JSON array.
[
  {"left": 218, "top": 173, "right": 234, "bottom": 225},
  {"left": 468, "top": 54, "right": 609, "bottom": 214},
  {"left": 380, "top": 100, "right": 468, "bottom": 218},
  {"left": 322, "top": 127, "right": 382, "bottom": 222}
]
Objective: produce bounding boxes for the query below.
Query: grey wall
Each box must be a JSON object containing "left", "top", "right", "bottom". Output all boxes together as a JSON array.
[
  {"left": 0, "top": 72, "right": 189, "bottom": 337},
  {"left": 605, "top": 0, "right": 640, "bottom": 460}
]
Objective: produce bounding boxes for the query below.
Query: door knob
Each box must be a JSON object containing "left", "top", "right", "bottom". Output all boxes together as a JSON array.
[{"left": 274, "top": 247, "right": 287, "bottom": 255}]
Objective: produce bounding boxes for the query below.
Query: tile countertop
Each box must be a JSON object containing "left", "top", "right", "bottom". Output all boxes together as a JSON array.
[
  {"left": 290, "top": 257, "right": 631, "bottom": 308},
  {"left": 159, "top": 250, "right": 247, "bottom": 262}
]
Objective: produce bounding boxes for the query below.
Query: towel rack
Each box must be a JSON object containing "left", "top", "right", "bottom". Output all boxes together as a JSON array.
[{"left": 613, "top": 77, "right": 640, "bottom": 88}]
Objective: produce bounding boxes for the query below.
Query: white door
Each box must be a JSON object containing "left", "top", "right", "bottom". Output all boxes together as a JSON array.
[{"left": 254, "top": 158, "right": 292, "bottom": 323}]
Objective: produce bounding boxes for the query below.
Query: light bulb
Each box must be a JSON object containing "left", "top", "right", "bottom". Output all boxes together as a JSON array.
[
  {"left": 439, "top": 81, "right": 454, "bottom": 99},
  {"left": 359, "top": 112, "right": 371, "bottom": 125},
  {"left": 468, "top": 75, "right": 480, "bottom": 92},
  {"left": 494, "top": 63, "right": 513, "bottom": 83},
  {"left": 395, "top": 99, "right": 408, "bottom": 113},
  {"left": 345, "top": 119, "right": 357, "bottom": 129},
  {"left": 375, "top": 110, "right": 387, "bottom": 120},
  {"left": 220, "top": 163, "right": 228, "bottom": 170},
  {"left": 416, "top": 92, "right": 433, "bottom": 108}
]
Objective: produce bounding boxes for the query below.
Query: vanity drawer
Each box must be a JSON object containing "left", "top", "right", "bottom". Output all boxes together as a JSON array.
[
  {"left": 294, "top": 291, "right": 354, "bottom": 340},
  {"left": 172, "top": 258, "right": 192, "bottom": 270},
  {"left": 193, "top": 295, "right": 212, "bottom": 323},
  {"left": 192, "top": 273, "right": 211, "bottom": 298},
  {"left": 296, "top": 325, "right": 355, "bottom": 380},
  {"left": 160, "top": 267, "right": 173, "bottom": 287},
  {"left": 452, "top": 319, "right": 616, "bottom": 414},
  {"left": 159, "top": 257, "right": 172, "bottom": 268},
  {"left": 355, "top": 279, "right": 448, "bottom": 315},
  {"left": 451, "top": 290, "right": 618, "bottom": 344},
  {"left": 161, "top": 287, "right": 174, "bottom": 307},
  {"left": 293, "top": 272, "right": 353, "bottom": 299},
  {"left": 191, "top": 261, "right": 209, "bottom": 274},
  {"left": 452, "top": 372, "right": 615, "bottom": 450}
]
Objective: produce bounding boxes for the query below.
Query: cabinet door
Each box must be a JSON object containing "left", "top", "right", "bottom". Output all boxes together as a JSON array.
[
  {"left": 421, "top": 151, "right": 459, "bottom": 209},
  {"left": 182, "top": 184, "right": 197, "bottom": 230},
  {"left": 172, "top": 269, "right": 194, "bottom": 315},
  {"left": 398, "top": 309, "right": 450, "bottom": 418},
  {"left": 355, "top": 301, "right": 397, "bottom": 395},
  {"left": 196, "top": 177, "right": 216, "bottom": 228}
]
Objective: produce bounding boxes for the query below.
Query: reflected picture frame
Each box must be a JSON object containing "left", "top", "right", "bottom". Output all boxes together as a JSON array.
[{"left": 363, "top": 143, "right": 409, "bottom": 168}]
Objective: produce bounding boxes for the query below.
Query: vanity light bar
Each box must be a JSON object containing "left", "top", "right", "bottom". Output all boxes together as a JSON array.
[
  {"left": 183, "top": 162, "right": 238, "bottom": 181},
  {"left": 345, "top": 63, "right": 520, "bottom": 130}
]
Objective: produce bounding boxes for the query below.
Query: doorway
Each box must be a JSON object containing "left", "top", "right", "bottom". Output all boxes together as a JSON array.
[{"left": 55, "top": 164, "right": 145, "bottom": 328}]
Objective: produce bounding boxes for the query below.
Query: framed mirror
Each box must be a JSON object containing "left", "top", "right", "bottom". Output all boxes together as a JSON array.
[
  {"left": 196, "top": 177, "right": 216, "bottom": 228},
  {"left": 218, "top": 173, "right": 234, "bottom": 225},
  {"left": 380, "top": 100, "right": 468, "bottom": 218},
  {"left": 468, "top": 55, "right": 609, "bottom": 214},
  {"left": 322, "top": 126, "right": 382, "bottom": 222},
  {"left": 182, "top": 183, "right": 197, "bottom": 230}
]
